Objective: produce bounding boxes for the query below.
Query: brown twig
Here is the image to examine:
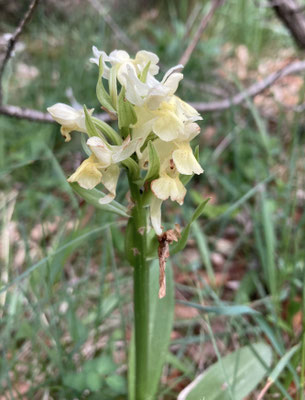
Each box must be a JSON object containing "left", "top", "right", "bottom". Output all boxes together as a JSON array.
[
  {"left": 192, "top": 59, "right": 305, "bottom": 112},
  {"left": 0, "top": 0, "right": 40, "bottom": 104},
  {"left": 87, "top": 0, "right": 137, "bottom": 52},
  {"left": 268, "top": 0, "right": 305, "bottom": 49},
  {"left": 0, "top": 104, "right": 110, "bottom": 123},
  {"left": 1, "top": 59, "right": 305, "bottom": 122},
  {"left": 179, "top": 0, "right": 226, "bottom": 66}
]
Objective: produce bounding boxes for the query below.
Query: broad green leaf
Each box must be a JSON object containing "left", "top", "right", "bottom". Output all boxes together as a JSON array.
[
  {"left": 171, "top": 198, "right": 210, "bottom": 256},
  {"left": 178, "top": 342, "right": 272, "bottom": 400},
  {"left": 118, "top": 87, "right": 137, "bottom": 129},
  {"left": 128, "top": 261, "right": 175, "bottom": 400},
  {"left": 96, "top": 56, "right": 117, "bottom": 114},
  {"left": 147, "top": 261, "right": 175, "bottom": 398},
  {"left": 69, "top": 182, "right": 129, "bottom": 218},
  {"left": 142, "top": 141, "right": 160, "bottom": 184},
  {"left": 105, "top": 375, "right": 126, "bottom": 394}
]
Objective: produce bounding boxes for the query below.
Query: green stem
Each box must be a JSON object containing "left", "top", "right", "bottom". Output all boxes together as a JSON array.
[
  {"left": 129, "top": 178, "right": 149, "bottom": 400},
  {"left": 300, "top": 263, "right": 305, "bottom": 399}
]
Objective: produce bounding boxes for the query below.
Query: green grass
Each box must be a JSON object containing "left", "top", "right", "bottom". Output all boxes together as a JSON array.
[{"left": 1, "top": 0, "right": 305, "bottom": 398}]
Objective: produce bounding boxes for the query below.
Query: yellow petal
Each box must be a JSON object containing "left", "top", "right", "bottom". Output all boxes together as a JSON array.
[
  {"left": 99, "top": 164, "right": 120, "bottom": 204},
  {"left": 173, "top": 142, "right": 203, "bottom": 175},
  {"left": 152, "top": 109, "right": 184, "bottom": 142},
  {"left": 67, "top": 155, "right": 102, "bottom": 190},
  {"left": 151, "top": 174, "right": 186, "bottom": 205}
]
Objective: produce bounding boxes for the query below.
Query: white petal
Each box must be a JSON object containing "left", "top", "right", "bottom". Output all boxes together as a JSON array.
[
  {"left": 161, "top": 64, "right": 184, "bottom": 83},
  {"left": 121, "top": 65, "right": 148, "bottom": 105},
  {"left": 135, "top": 50, "right": 159, "bottom": 75},
  {"left": 87, "top": 136, "right": 113, "bottom": 167},
  {"left": 174, "top": 96, "right": 202, "bottom": 122},
  {"left": 47, "top": 103, "right": 79, "bottom": 125},
  {"left": 183, "top": 122, "right": 201, "bottom": 141},
  {"left": 163, "top": 72, "right": 183, "bottom": 95},
  {"left": 109, "top": 50, "right": 130, "bottom": 64},
  {"left": 150, "top": 196, "right": 163, "bottom": 235},
  {"left": 89, "top": 46, "right": 110, "bottom": 79},
  {"left": 111, "top": 136, "right": 141, "bottom": 163}
]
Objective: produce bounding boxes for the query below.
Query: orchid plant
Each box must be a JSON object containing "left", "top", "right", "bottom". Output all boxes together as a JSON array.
[{"left": 48, "top": 48, "right": 207, "bottom": 399}]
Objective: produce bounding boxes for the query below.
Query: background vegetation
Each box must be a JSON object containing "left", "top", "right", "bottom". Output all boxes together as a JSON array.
[{"left": 1, "top": 0, "right": 305, "bottom": 398}]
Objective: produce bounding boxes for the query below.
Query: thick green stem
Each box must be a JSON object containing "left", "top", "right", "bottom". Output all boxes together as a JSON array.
[{"left": 129, "top": 178, "right": 150, "bottom": 400}]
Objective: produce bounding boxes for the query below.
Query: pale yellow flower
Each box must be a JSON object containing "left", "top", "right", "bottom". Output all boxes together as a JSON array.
[
  {"left": 47, "top": 103, "right": 89, "bottom": 142},
  {"left": 68, "top": 155, "right": 102, "bottom": 190},
  {"left": 132, "top": 98, "right": 202, "bottom": 151}
]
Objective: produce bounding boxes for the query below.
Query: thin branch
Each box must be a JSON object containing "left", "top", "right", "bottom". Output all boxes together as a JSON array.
[
  {"left": 179, "top": 0, "right": 226, "bottom": 66},
  {"left": 1, "top": 60, "right": 305, "bottom": 122},
  {"left": 0, "top": 0, "right": 40, "bottom": 104},
  {"left": 87, "top": 0, "right": 137, "bottom": 52},
  {"left": 268, "top": 0, "right": 305, "bottom": 49},
  {"left": 192, "top": 59, "right": 305, "bottom": 112},
  {"left": 0, "top": 104, "right": 110, "bottom": 123}
]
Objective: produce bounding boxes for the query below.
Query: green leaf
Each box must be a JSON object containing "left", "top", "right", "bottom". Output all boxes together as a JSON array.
[
  {"left": 128, "top": 261, "right": 175, "bottom": 400},
  {"left": 85, "top": 370, "right": 102, "bottom": 392},
  {"left": 147, "top": 261, "right": 175, "bottom": 397},
  {"left": 268, "top": 344, "right": 299, "bottom": 384},
  {"left": 122, "top": 158, "right": 140, "bottom": 180},
  {"left": 171, "top": 198, "right": 210, "bottom": 256},
  {"left": 69, "top": 182, "right": 129, "bottom": 218},
  {"left": 178, "top": 342, "right": 273, "bottom": 400},
  {"left": 0, "top": 223, "right": 122, "bottom": 295},
  {"left": 96, "top": 56, "right": 117, "bottom": 114},
  {"left": 84, "top": 105, "right": 100, "bottom": 138},
  {"left": 92, "top": 117, "right": 122, "bottom": 145},
  {"left": 176, "top": 300, "right": 260, "bottom": 316},
  {"left": 63, "top": 372, "right": 86, "bottom": 391},
  {"left": 118, "top": 87, "right": 137, "bottom": 129},
  {"left": 109, "top": 66, "right": 118, "bottom": 110},
  {"left": 105, "top": 375, "right": 126, "bottom": 393},
  {"left": 142, "top": 141, "right": 160, "bottom": 184},
  {"left": 139, "top": 61, "right": 151, "bottom": 83}
]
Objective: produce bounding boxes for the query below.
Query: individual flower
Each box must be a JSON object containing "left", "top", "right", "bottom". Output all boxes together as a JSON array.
[
  {"left": 132, "top": 97, "right": 202, "bottom": 157},
  {"left": 68, "top": 135, "right": 140, "bottom": 204},
  {"left": 140, "top": 137, "right": 203, "bottom": 235},
  {"left": 47, "top": 103, "right": 89, "bottom": 142},
  {"left": 90, "top": 47, "right": 183, "bottom": 110},
  {"left": 121, "top": 64, "right": 183, "bottom": 109},
  {"left": 90, "top": 47, "right": 159, "bottom": 83}
]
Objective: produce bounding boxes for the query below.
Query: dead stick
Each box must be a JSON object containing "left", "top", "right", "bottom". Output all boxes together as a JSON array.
[
  {"left": 1, "top": 59, "right": 305, "bottom": 122},
  {"left": 0, "top": 0, "right": 40, "bottom": 104},
  {"left": 193, "top": 59, "right": 305, "bottom": 112},
  {"left": 0, "top": 104, "right": 110, "bottom": 123}
]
